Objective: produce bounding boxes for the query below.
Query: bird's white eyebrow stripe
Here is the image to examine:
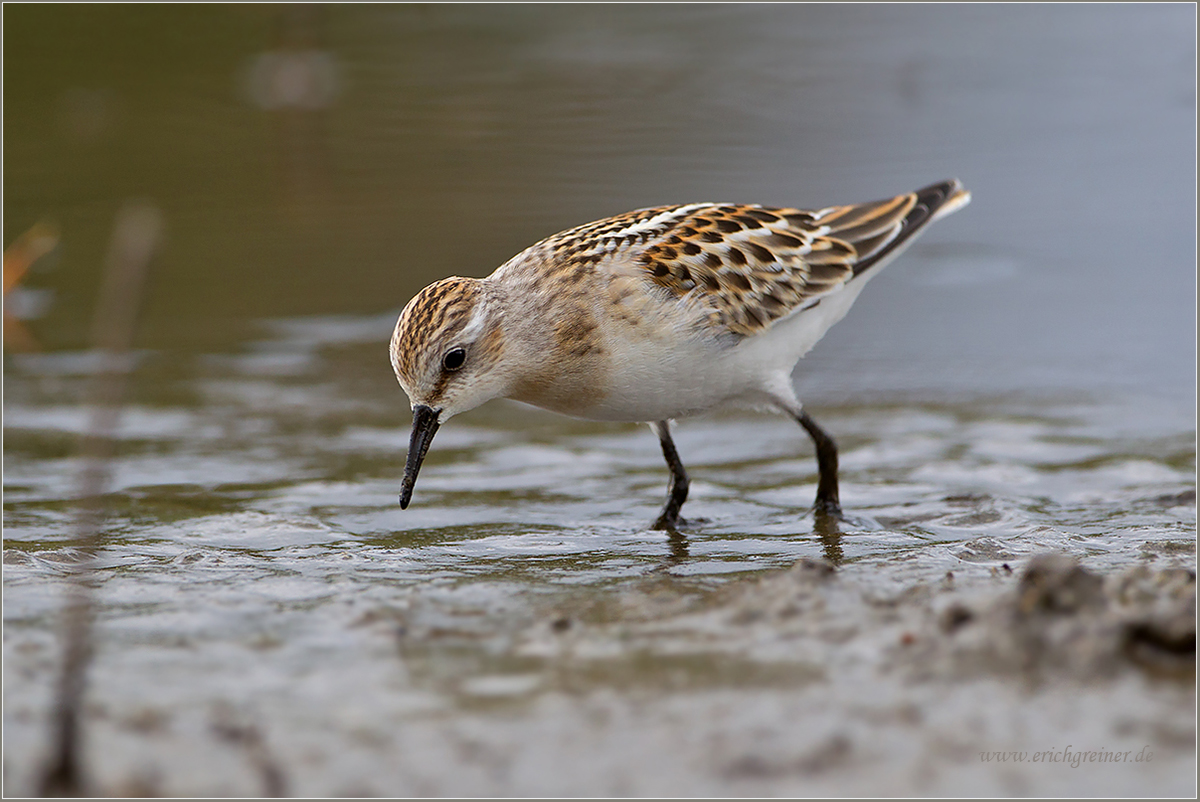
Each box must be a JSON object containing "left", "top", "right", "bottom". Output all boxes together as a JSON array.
[{"left": 458, "top": 294, "right": 489, "bottom": 343}]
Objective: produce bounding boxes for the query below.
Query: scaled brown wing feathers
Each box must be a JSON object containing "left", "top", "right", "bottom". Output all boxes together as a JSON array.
[
  {"left": 533, "top": 180, "right": 963, "bottom": 339},
  {"left": 632, "top": 180, "right": 959, "bottom": 337}
]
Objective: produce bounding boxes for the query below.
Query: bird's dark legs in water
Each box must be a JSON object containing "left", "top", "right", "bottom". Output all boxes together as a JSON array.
[
  {"left": 650, "top": 411, "right": 840, "bottom": 530},
  {"left": 794, "top": 410, "right": 842, "bottom": 518},
  {"left": 651, "top": 420, "right": 689, "bottom": 531}
]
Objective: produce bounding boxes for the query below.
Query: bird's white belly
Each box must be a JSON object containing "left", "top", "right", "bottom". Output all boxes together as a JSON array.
[
  {"left": 570, "top": 277, "right": 873, "bottom": 423},
  {"left": 571, "top": 332, "right": 764, "bottom": 422}
]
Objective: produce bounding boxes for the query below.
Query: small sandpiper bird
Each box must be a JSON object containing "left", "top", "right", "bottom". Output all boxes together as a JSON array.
[{"left": 390, "top": 179, "right": 970, "bottom": 529}]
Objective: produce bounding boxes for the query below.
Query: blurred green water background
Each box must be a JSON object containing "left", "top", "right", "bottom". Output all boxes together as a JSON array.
[{"left": 4, "top": 3, "right": 1194, "bottom": 398}]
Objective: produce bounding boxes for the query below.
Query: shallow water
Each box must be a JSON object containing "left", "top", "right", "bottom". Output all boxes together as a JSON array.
[
  {"left": 3, "top": 4, "right": 1196, "bottom": 796},
  {"left": 4, "top": 332, "right": 1195, "bottom": 795}
]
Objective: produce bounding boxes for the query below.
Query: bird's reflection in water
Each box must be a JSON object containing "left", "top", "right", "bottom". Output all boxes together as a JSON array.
[
  {"left": 813, "top": 511, "right": 845, "bottom": 566},
  {"left": 666, "top": 530, "right": 689, "bottom": 564},
  {"left": 656, "top": 509, "right": 844, "bottom": 568}
]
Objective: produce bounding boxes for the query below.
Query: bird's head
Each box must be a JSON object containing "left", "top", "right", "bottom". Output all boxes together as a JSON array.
[{"left": 390, "top": 276, "right": 510, "bottom": 508}]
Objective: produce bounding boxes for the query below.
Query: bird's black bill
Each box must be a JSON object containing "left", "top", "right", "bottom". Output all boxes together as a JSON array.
[{"left": 400, "top": 405, "right": 441, "bottom": 509}]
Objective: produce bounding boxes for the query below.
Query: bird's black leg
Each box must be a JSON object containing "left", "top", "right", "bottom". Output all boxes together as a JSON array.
[
  {"left": 651, "top": 421, "right": 689, "bottom": 531},
  {"left": 794, "top": 410, "right": 842, "bottom": 518}
]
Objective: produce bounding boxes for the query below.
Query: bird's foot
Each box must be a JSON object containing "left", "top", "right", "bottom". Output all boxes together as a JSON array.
[
  {"left": 811, "top": 496, "right": 844, "bottom": 520},
  {"left": 651, "top": 512, "right": 689, "bottom": 531}
]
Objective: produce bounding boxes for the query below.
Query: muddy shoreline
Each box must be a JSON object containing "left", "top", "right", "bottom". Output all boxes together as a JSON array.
[{"left": 5, "top": 542, "right": 1194, "bottom": 797}]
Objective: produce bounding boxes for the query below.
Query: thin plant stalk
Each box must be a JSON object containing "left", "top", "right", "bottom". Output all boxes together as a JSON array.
[{"left": 38, "top": 202, "right": 163, "bottom": 797}]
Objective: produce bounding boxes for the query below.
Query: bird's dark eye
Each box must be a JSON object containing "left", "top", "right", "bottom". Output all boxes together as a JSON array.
[{"left": 442, "top": 347, "right": 467, "bottom": 372}]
